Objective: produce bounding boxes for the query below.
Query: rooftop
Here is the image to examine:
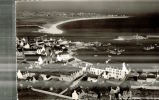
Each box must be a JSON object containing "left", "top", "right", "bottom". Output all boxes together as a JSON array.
[{"left": 91, "top": 63, "right": 124, "bottom": 70}]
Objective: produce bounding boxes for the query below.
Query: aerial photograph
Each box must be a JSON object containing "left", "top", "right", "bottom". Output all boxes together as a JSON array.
[{"left": 16, "top": 0, "right": 159, "bottom": 99}]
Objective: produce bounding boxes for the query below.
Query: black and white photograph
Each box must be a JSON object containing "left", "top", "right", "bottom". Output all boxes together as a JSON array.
[{"left": 16, "top": 0, "right": 159, "bottom": 99}]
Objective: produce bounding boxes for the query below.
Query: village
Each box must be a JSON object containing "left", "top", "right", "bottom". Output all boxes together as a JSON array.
[{"left": 17, "top": 36, "right": 159, "bottom": 99}]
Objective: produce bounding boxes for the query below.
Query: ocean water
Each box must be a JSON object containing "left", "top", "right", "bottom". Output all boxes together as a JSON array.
[{"left": 16, "top": 1, "right": 159, "bottom": 15}]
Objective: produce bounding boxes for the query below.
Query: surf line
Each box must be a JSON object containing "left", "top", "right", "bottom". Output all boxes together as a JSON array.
[{"left": 38, "top": 16, "right": 129, "bottom": 34}]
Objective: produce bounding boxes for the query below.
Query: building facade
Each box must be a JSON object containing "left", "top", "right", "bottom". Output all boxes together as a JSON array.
[{"left": 89, "top": 63, "right": 130, "bottom": 80}]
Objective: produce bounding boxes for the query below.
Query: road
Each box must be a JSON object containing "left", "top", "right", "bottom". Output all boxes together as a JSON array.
[{"left": 31, "top": 88, "right": 73, "bottom": 99}]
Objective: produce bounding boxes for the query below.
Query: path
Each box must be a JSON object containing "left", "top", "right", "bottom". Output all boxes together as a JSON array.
[{"left": 31, "top": 88, "right": 72, "bottom": 99}]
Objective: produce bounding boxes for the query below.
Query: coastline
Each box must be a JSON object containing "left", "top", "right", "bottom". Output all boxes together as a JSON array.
[{"left": 38, "top": 16, "right": 129, "bottom": 34}]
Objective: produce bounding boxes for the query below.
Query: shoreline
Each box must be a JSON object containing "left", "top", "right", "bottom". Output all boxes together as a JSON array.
[{"left": 38, "top": 16, "right": 129, "bottom": 34}]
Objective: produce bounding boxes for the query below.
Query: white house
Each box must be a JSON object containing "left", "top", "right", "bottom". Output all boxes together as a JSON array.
[
  {"left": 72, "top": 90, "right": 79, "bottom": 100},
  {"left": 103, "top": 63, "right": 130, "bottom": 79},
  {"left": 41, "top": 46, "right": 46, "bottom": 53},
  {"left": 157, "top": 70, "right": 159, "bottom": 78},
  {"left": 122, "top": 62, "right": 129, "bottom": 74},
  {"left": 89, "top": 67, "right": 105, "bottom": 76},
  {"left": 36, "top": 46, "right": 47, "bottom": 55},
  {"left": 146, "top": 73, "right": 156, "bottom": 83},
  {"left": 89, "top": 63, "right": 130, "bottom": 80},
  {"left": 36, "top": 49, "right": 42, "bottom": 55},
  {"left": 17, "top": 51, "right": 25, "bottom": 60},
  {"left": 56, "top": 53, "right": 72, "bottom": 62},
  {"left": 35, "top": 56, "right": 44, "bottom": 65},
  {"left": 17, "top": 70, "right": 35, "bottom": 80},
  {"left": 22, "top": 37, "right": 26, "bottom": 42},
  {"left": 23, "top": 43, "right": 30, "bottom": 49},
  {"left": 17, "top": 70, "right": 24, "bottom": 79},
  {"left": 59, "top": 40, "right": 69, "bottom": 45},
  {"left": 20, "top": 41, "right": 24, "bottom": 47}
]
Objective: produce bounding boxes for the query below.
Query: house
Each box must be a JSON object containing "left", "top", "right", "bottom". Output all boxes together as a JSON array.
[
  {"left": 89, "top": 63, "right": 130, "bottom": 80},
  {"left": 146, "top": 73, "right": 156, "bottom": 83},
  {"left": 59, "top": 67, "right": 85, "bottom": 82},
  {"left": 72, "top": 90, "right": 79, "bottom": 100},
  {"left": 137, "top": 73, "right": 147, "bottom": 83},
  {"left": 17, "top": 51, "right": 25, "bottom": 61},
  {"left": 36, "top": 45, "right": 47, "bottom": 55},
  {"left": 56, "top": 52, "right": 73, "bottom": 62},
  {"left": 35, "top": 56, "right": 44, "bottom": 65},
  {"left": 127, "top": 72, "right": 139, "bottom": 81},
  {"left": 110, "top": 86, "right": 120, "bottom": 94},
  {"left": 89, "top": 67, "right": 104, "bottom": 75},
  {"left": 58, "top": 40, "right": 69, "bottom": 45},
  {"left": 17, "top": 70, "right": 35, "bottom": 80},
  {"left": 41, "top": 45, "right": 46, "bottom": 54},
  {"left": 23, "top": 43, "right": 30, "bottom": 49},
  {"left": 36, "top": 48, "right": 42, "bottom": 55},
  {"left": 157, "top": 70, "right": 159, "bottom": 78},
  {"left": 87, "top": 77, "right": 97, "bottom": 82},
  {"left": 22, "top": 37, "right": 27, "bottom": 43},
  {"left": 17, "top": 70, "right": 24, "bottom": 79},
  {"left": 101, "top": 71, "right": 109, "bottom": 79}
]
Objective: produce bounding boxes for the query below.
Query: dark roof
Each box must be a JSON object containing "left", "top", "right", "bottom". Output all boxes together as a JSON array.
[
  {"left": 92, "top": 63, "right": 123, "bottom": 70},
  {"left": 138, "top": 75, "right": 147, "bottom": 80},
  {"left": 58, "top": 52, "right": 69, "bottom": 55},
  {"left": 147, "top": 74, "right": 156, "bottom": 78},
  {"left": 23, "top": 48, "right": 37, "bottom": 51},
  {"left": 87, "top": 73, "right": 98, "bottom": 79},
  {"left": 128, "top": 72, "right": 139, "bottom": 77}
]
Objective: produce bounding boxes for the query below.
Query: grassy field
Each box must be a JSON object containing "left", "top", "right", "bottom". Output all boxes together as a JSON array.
[{"left": 18, "top": 63, "right": 81, "bottom": 76}]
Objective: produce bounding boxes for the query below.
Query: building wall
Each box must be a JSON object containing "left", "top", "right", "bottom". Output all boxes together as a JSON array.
[
  {"left": 60, "top": 69, "right": 84, "bottom": 82},
  {"left": 89, "top": 67, "right": 105, "bottom": 75},
  {"left": 146, "top": 78, "right": 156, "bottom": 82},
  {"left": 89, "top": 67, "right": 127, "bottom": 79}
]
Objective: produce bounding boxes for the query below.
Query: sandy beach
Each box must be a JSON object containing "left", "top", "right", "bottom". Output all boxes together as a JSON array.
[{"left": 38, "top": 16, "right": 129, "bottom": 34}]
